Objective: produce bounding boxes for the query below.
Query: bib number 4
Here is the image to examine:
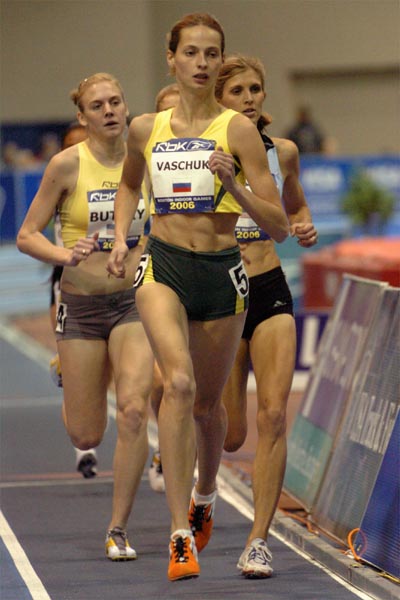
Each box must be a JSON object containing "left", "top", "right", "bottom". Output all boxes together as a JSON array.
[{"left": 55, "top": 302, "right": 67, "bottom": 333}]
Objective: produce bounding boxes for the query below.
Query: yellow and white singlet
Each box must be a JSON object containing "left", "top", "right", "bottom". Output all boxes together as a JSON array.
[
  {"left": 59, "top": 141, "right": 148, "bottom": 251},
  {"left": 144, "top": 108, "right": 245, "bottom": 216}
]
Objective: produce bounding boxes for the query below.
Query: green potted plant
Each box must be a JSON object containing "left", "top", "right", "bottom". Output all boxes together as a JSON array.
[{"left": 341, "top": 170, "right": 395, "bottom": 236}]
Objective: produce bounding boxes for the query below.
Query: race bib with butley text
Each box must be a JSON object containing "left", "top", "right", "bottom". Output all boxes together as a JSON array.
[{"left": 86, "top": 187, "right": 147, "bottom": 251}]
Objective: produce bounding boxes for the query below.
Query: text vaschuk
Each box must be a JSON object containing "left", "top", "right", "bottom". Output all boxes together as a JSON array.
[{"left": 156, "top": 160, "right": 209, "bottom": 171}]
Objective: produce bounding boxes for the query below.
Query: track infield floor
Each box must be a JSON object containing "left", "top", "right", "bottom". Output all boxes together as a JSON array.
[{"left": 0, "top": 316, "right": 396, "bottom": 600}]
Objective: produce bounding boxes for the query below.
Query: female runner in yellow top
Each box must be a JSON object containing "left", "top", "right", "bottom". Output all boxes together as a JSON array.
[
  {"left": 107, "top": 13, "right": 289, "bottom": 581},
  {"left": 17, "top": 73, "right": 153, "bottom": 562}
]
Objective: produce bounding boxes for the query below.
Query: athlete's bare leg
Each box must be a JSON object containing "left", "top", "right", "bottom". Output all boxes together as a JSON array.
[
  {"left": 108, "top": 321, "right": 153, "bottom": 529},
  {"left": 222, "top": 338, "right": 250, "bottom": 452},
  {"left": 136, "top": 282, "right": 246, "bottom": 532},
  {"left": 59, "top": 338, "right": 109, "bottom": 449},
  {"left": 247, "top": 313, "right": 296, "bottom": 543},
  {"left": 136, "top": 282, "right": 197, "bottom": 533},
  {"left": 190, "top": 314, "right": 246, "bottom": 495}
]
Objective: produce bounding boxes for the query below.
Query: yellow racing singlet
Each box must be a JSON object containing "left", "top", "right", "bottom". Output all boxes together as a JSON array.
[
  {"left": 144, "top": 108, "right": 245, "bottom": 215},
  {"left": 59, "top": 142, "right": 148, "bottom": 251}
]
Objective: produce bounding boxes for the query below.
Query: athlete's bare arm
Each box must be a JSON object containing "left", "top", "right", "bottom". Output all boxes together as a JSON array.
[
  {"left": 274, "top": 137, "right": 318, "bottom": 248},
  {"left": 211, "top": 114, "right": 289, "bottom": 242},
  {"left": 17, "top": 146, "right": 99, "bottom": 265}
]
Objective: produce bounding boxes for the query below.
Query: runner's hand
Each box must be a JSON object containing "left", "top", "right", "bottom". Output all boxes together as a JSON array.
[
  {"left": 290, "top": 223, "right": 318, "bottom": 247},
  {"left": 107, "top": 241, "right": 129, "bottom": 278},
  {"left": 209, "top": 146, "right": 236, "bottom": 194},
  {"left": 67, "top": 233, "right": 100, "bottom": 266}
]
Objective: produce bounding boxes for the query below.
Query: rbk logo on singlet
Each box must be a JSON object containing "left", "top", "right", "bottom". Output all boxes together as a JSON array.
[
  {"left": 88, "top": 190, "right": 117, "bottom": 203},
  {"left": 101, "top": 180, "right": 119, "bottom": 188},
  {"left": 154, "top": 139, "right": 215, "bottom": 153},
  {"left": 151, "top": 137, "right": 216, "bottom": 214}
]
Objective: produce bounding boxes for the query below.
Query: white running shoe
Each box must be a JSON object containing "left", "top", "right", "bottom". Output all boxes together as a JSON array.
[
  {"left": 75, "top": 448, "right": 97, "bottom": 479},
  {"left": 148, "top": 449, "right": 165, "bottom": 493},
  {"left": 105, "top": 527, "right": 137, "bottom": 561},
  {"left": 237, "top": 538, "right": 273, "bottom": 578}
]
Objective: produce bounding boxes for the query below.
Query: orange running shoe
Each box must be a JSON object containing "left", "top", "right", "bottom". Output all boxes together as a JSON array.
[
  {"left": 188, "top": 487, "right": 217, "bottom": 552},
  {"left": 168, "top": 530, "right": 200, "bottom": 581}
]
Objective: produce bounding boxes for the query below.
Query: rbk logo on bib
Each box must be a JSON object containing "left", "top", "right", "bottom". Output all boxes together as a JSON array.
[{"left": 151, "top": 137, "right": 216, "bottom": 214}]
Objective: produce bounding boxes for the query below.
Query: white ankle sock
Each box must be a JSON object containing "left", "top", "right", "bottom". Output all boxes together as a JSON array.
[
  {"left": 192, "top": 486, "right": 217, "bottom": 505},
  {"left": 171, "top": 528, "right": 192, "bottom": 540}
]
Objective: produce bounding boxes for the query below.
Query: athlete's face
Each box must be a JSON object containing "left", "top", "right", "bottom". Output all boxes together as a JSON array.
[
  {"left": 77, "top": 81, "right": 128, "bottom": 138},
  {"left": 167, "top": 25, "right": 223, "bottom": 91},
  {"left": 220, "top": 69, "right": 266, "bottom": 126}
]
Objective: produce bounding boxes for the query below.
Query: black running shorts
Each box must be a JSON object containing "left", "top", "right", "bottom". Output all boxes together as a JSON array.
[{"left": 134, "top": 235, "right": 249, "bottom": 321}]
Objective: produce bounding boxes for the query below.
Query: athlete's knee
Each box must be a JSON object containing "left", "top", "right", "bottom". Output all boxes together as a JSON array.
[
  {"left": 257, "top": 403, "right": 286, "bottom": 439},
  {"left": 223, "top": 416, "right": 247, "bottom": 452},
  {"left": 193, "top": 390, "right": 222, "bottom": 424},
  {"left": 69, "top": 430, "right": 103, "bottom": 451},
  {"left": 117, "top": 395, "right": 148, "bottom": 434},
  {"left": 64, "top": 407, "right": 106, "bottom": 449},
  {"left": 164, "top": 369, "right": 196, "bottom": 405}
]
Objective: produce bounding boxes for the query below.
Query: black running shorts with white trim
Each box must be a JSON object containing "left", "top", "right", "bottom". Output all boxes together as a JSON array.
[{"left": 242, "top": 266, "right": 293, "bottom": 340}]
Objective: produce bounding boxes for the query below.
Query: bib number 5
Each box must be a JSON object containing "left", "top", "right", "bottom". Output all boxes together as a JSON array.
[
  {"left": 133, "top": 254, "right": 150, "bottom": 288},
  {"left": 229, "top": 261, "right": 249, "bottom": 299}
]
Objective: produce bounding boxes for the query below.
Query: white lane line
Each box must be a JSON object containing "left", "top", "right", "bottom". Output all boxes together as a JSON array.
[
  {"left": 0, "top": 476, "right": 156, "bottom": 490},
  {"left": 0, "top": 511, "right": 51, "bottom": 600},
  {"left": 0, "top": 318, "right": 53, "bottom": 364},
  {"left": 0, "top": 477, "right": 114, "bottom": 489}
]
